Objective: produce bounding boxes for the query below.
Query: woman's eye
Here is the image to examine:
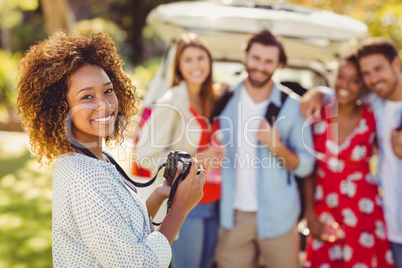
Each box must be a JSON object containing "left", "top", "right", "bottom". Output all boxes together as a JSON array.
[
  {"left": 82, "top": 95, "right": 93, "bottom": 100},
  {"left": 105, "top": 88, "right": 113, "bottom": 94}
]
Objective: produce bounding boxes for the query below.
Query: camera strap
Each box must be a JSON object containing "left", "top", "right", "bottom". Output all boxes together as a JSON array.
[
  {"left": 166, "top": 170, "right": 186, "bottom": 213},
  {"left": 71, "top": 142, "right": 180, "bottom": 226},
  {"left": 70, "top": 143, "right": 164, "bottom": 190}
]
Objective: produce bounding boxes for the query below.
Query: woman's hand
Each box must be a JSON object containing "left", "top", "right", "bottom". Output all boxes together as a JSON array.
[
  {"left": 306, "top": 213, "right": 324, "bottom": 240},
  {"left": 154, "top": 180, "right": 172, "bottom": 200},
  {"left": 146, "top": 165, "right": 184, "bottom": 218},
  {"left": 172, "top": 158, "right": 206, "bottom": 214},
  {"left": 146, "top": 180, "right": 172, "bottom": 219},
  {"left": 157, "top": 158, "right": 206, "bottom": 245},
  {"left": 195, "top": 145, "right": 225, "bottom": 169}
]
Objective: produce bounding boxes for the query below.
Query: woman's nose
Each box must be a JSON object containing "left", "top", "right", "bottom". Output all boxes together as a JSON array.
[{"left": 97, "top": 97, "right": 111, "bottom": 111}]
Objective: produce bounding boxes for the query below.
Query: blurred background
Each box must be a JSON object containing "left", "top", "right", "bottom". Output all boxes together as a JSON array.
[{"left": 0, "top": 0, "right": 401, "bottom": 267}]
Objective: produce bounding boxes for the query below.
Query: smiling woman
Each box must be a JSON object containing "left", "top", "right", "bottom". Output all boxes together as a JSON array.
[
  {"left": 16, "top": 32, "right": 137, "bottom": 165},
  {"left": 135, "top": 32, "right": 224, "bottom": 268},
  {"left": 15, "top": 31, "right": 206, "bottom": 267},
  {"left": 67, "top": 65, "right": 119, "bottom": 152}
]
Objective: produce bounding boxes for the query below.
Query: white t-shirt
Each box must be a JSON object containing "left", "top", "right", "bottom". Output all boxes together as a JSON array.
[
  {"left": 234, "top": 86, "right": 270, "bottom": 211},
  {"left": 379, "top": 100, "right": 402, "bottom": 243}
]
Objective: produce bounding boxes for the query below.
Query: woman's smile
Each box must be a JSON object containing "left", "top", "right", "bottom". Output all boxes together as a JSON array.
[{"left": 66, "top": 64, "right": 119, "bottom": 144}]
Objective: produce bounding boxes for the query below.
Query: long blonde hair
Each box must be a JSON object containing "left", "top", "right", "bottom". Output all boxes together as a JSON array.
[{"left": 171, "top": 32, "right": 214, "bottom": 119}]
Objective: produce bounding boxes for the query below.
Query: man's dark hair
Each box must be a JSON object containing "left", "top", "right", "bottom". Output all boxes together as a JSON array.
[
  {"left": 357, "top": 37, "right": 399, "bottom": 63},
  {"left": 341, "top": 52, "right": 360, "bottom": 73},
  {"left": 244, "top": 29, "right": 287, "bottom": 65}
]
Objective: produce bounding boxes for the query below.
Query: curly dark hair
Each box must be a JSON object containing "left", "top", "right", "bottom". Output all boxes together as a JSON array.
[{"left": 16, "top": 31, "right": 139, "bottom": 165}]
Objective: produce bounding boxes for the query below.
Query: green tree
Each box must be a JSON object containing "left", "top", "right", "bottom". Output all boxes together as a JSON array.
[
  {"left": 0, "top": 0, "right": 44, "bottom": 122},
  {"left": 40, "top": 0, "right": 75, "bottom": 33},
  {"left": 286, "top": 0, "right": 402, "bottom": 55},
  {"left": 105, "top": 0, "right": 191, "bottom": 64}
]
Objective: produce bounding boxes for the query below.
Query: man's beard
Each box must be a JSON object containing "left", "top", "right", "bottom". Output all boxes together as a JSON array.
[
  {"left": 370, "top": 69, "right": 399, "bottom": 99},
  {"left": 385, "top": 69, "right": 400, "bottom": 99},
  {"left": 246, "top": 67, "right": 273, "bottom": 88}
]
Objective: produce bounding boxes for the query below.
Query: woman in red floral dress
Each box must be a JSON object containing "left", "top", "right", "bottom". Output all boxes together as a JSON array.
[{"left": 303, "top": 54, "right": 394, "bottom": 268}]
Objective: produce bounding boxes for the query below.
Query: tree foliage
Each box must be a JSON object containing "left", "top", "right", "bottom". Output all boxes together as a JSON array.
[
  {"left": 104, "top": 0, "right": 191, "bottom": 63},
  {"left": 40, "top": 0, "right": 75, "bottom": 33},
  {"left": 1, "top": 0, "right": 401, "bottom": 63},
  {"left": 286, "top": 0, "right": 402, "bottom": 55},
  {"left": 0, "top": 0, "right": 401, "bottom": 111}
]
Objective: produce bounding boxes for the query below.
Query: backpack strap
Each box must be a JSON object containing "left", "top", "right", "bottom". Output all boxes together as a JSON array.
[
  {"left": 264, "top": 87, "right": 291, "bottom": 184},
  {"left": 264, "top": 89, "right": 289, "bottom": 124},
  {"left": 210, "top": 89, "right": 234, "bottom": 120}
]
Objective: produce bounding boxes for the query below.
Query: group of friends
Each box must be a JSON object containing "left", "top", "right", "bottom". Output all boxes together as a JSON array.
[{"left": 15, "top": 25, "right": 402, "bottom": 268}]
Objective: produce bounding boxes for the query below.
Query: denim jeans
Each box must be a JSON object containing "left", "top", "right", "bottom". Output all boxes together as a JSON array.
[
  {"left": 391, "top": 241, "right": 402, "bottom": 268},
  {"left": 171, "top": 201, "right": 219, "bottom": 268}
]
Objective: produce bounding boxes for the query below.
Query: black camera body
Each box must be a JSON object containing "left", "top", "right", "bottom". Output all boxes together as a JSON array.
[{"left": 163, "top": 150, "right": 200, "bottom": 184}]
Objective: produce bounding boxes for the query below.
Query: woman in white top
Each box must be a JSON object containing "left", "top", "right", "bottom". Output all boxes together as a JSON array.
[
  {"left": 136, "top": 33, "right": 225, "bottom": 268},
  {"left": 16, "top": 31, "right": 205, "bottom": 268}
]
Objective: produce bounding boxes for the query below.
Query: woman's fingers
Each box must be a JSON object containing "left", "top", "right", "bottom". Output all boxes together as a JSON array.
[
  {"left": 170, "top": 165, "right": 184, "bottom": 185},
  {"left": 188, "top": 159, "right": 206, "bottom": 188},
  {"left": 196, "top": 164, "right": 207, "bottom": 189}
]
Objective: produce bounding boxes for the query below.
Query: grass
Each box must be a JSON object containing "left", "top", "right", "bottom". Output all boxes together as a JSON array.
[{"left": 0, "top": 131, "right": 54, "bottom": 268}]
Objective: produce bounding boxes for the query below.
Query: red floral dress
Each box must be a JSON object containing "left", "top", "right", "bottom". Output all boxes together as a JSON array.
[{"left": 304, "top": 104, "right": 394, "bottom": 268}]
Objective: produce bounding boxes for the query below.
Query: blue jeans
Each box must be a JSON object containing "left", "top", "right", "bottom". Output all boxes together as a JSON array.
[
  {"left": 391, "top": 241, "right": 402, "bottom": 268},
  {"left": 171, "top": 201, "right": 219, "bottom": 268}
]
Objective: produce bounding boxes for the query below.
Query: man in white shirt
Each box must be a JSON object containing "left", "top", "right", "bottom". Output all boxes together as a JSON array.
[
  {"left": 216, "top": 30, "right": 314, "bottom": 268},
  {"left": 357, "top": 38, "right": 402, "bottom": 267}
]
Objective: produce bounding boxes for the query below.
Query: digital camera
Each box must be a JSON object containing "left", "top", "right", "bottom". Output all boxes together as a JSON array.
[{"left": 163, "top": 150, "right": 201, "bottom": 184}]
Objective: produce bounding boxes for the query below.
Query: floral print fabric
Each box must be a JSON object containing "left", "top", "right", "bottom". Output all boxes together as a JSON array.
[{"left": 304, "top": 104, "right": 394, "bottom": 268}]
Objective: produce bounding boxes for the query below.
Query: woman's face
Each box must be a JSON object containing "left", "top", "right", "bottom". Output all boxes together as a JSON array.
[
  {"left": 334, "top": 61, "right": 361, "bottom": 106},
  {"left": 179, "top": 46, "right": 211, "bottom": 90},
  {"left": 66, "top": 65, "right": 118, "bottom": 145}
]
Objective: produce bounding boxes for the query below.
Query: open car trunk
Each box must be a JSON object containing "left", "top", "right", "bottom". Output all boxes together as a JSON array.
[{"left": 144, "top": 1, "right": 369, "bottom": 105}]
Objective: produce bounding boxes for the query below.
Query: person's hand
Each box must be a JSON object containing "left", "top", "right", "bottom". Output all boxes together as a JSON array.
[
  {"left": 153, "top": 180, "right": 172, "bottom": 200},
  {"left": 146, "top": 165, "right": 185, "bottom": 219},
  {"left": 391, "top": 128, "right": 402, "bottom": 159},
  {"left": 306, "top": 214, "right": 324, "bottom": 240},
  {"left": 196, "top": 145, "right": 225, "bottom": 169},
  {"left": 213, "top": 82, "right": 230, "bottom": 96},
  {"left": 172, "top": 158, "right": 206, "bottom": 214},
  {"left": 300, "top": 88, "right": 324, "bottom": 121},
  {"left": 257, "top": 119, "right": 283, "bottom": 154},
  {"left": 153, "top": 164, "right": 183, "bottom": 199}
]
